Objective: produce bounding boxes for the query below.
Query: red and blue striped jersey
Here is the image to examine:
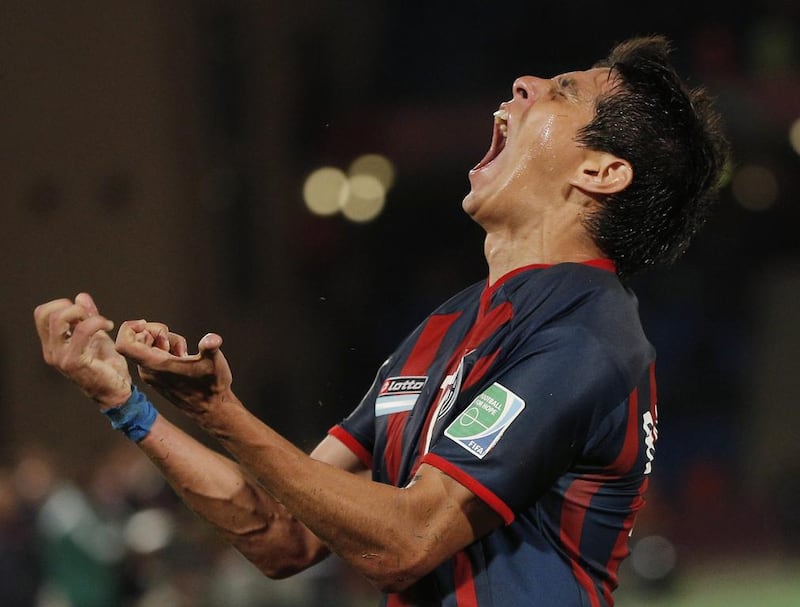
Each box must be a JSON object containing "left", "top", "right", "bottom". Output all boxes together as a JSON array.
[{"left": 329, "top": 260, "right": 658, "bottom": 607}]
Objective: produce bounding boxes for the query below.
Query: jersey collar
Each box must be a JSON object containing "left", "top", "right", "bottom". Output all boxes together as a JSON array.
[{"left": 479, "top": 258, "right": 616, "bottom": 316}]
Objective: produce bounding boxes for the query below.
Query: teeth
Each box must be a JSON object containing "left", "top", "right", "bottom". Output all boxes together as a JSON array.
[
  {"left": 493, "top": 109, "right": 508, "bottom": 137},
  {"left": 493, "top": 109, "right": 508, "bottom": 123}
]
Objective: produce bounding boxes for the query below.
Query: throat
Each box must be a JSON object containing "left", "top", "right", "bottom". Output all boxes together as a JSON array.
[{"left": 484, "top": 232, "right": 533, "bottom": 286}]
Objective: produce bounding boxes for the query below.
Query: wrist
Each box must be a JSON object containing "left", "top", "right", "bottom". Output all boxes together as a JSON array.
[
  {"left": 98, "top": 386, "right": 133, "bottom": 412},
  {"left": 102, "top": 385, "right": 158, "bottom": 442}
]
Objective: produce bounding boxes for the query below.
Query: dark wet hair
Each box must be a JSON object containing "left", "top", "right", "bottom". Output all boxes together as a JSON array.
[{"left": 577, "top": 35, "right": 729, "bottom": 277}]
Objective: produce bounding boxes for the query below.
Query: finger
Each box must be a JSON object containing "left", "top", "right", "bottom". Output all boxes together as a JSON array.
[
  {"left": 47, "top": 315, "right": 115, "bottom": 368},
  {"left": 134, "top": 337, "right": 217, "bottom": 376},
  {"left": 34, "top": 298, "right": 73, "bottom": 343},
  {"left": 135, "top": 331, "right": 155, "bottom": 347},
  {"left": 115, "top": 320, "right": 173, "bottom": 365},
  {"left": 46, "top": 303, "right": 92, "bottom": 345},
  {"left": 116, "top": 319, "right": 170, "bottom": 346},
  {"left": 115, "top": 319, "right": 149, "bottom": 351},
  {"left": 69, "top": 315, "right": 115, "bottom": 346},
  {"left": 115, "top": 319, "right": 147, "bottom": 355},
  {"left": 75, "top": 292, "right": 99, "bottom": 317},
  {"left": 168, "top": 332, "right": 189, "bottom": 357},
  {"left": 140, "top": 322, "right": 172, "bottom": 351},
  {"left": 117, "top": 320, "right": 188, "bottom": 356}
]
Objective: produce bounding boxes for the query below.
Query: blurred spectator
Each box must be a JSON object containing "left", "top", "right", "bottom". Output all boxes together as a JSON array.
[
  {"left": 0, "top": 466, "right": 41, "bottom": 607},
  {"left": 36, "top": 469, "right": 126, "bottom": 606}
]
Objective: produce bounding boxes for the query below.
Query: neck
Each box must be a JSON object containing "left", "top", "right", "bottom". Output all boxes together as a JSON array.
[{"left": 482, "top": 212, "right": 604, "bottom": 285}]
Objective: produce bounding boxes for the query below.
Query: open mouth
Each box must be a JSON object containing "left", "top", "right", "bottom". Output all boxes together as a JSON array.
[{"left": 471, "top": 108, "right": 508, "bottom": 172}]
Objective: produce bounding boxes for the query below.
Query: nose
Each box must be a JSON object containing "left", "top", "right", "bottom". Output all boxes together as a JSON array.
[{"left": 511, "top": 76, "right": 545, "bottom": 102}]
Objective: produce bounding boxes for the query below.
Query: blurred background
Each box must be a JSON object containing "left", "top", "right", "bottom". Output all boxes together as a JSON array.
[{"left": 1, "top": 0, "right": 799, "bottom": 605}]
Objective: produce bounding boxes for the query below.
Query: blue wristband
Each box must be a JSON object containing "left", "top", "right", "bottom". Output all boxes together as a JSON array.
[{"left": 102, "top": 385, "right": 158, "bottom": 442}]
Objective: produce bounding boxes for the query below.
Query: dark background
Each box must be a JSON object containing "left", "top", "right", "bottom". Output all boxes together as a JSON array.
[{"left": 1, "top": 1, "right": 799, "bottom": 605}]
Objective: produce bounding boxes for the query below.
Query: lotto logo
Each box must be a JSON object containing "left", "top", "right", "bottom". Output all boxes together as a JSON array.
[
  {"left": 642, "top": 409, "right": 658, "bottom": 475},
  {"left": 380, "top": 377, "right": 427, "bottom": 395}
]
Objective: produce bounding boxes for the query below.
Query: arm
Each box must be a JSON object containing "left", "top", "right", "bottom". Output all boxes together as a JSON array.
[
  {"left": 117, "top": 321, "right": 504, "bottom": 592},
  {"left": 175, "top": 399, "right": 499, "bottom": 591},
  {"left": 32, "top": 294, "right": 363, "bottom": 578},
  {"left": 137, "top": 416, "right": 369, "bottom": 578}
]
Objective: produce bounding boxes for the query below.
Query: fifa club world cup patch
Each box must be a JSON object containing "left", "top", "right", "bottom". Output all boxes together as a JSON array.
[
  {"left": 444, "top": 382, "right": 525, "bottom": 459},
  {"left": 375, "top": 376, "right": 428, "bottom": 416}
]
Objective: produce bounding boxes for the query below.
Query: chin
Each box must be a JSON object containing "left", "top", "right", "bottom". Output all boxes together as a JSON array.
[{"left": 461, "top": 190, "right": 480, "bottom": 218}]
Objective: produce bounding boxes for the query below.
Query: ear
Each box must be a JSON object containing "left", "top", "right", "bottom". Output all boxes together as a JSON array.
[{"left": 569, "top": 152, "right": 633, "bottom": 195}]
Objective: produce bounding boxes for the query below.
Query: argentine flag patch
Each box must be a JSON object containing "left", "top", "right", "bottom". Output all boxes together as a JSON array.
[{"left": 445, "top": 382, "right": 525, "bottom": 459}]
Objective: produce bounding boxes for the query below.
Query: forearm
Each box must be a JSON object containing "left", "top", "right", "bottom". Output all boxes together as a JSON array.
[
  {"left": 198, "top": 394, "right": 481, "bottom": 591},
  {"left": 137, "top": 414, "right": 328, "bottom": 578}
]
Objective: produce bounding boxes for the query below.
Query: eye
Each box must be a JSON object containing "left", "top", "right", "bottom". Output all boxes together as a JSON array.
[{"left": 557, "top": 78, "right": 578, "bottom": 100}]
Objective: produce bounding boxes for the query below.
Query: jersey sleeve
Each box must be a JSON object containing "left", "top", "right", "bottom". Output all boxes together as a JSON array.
[
  {"left": 422, "top": 325, "right": 634, "bottom": 523},
  {"left": 328, "top": 357, "right": 391, "bottom": 470}
]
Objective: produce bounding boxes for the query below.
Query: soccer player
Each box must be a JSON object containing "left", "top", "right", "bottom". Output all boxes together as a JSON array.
[{"left": 34, "top": 36, "right": 727, "bottom": 606}]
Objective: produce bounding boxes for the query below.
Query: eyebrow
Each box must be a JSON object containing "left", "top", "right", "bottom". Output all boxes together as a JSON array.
[{"left": 556, "top": 77, "right": 580, "bottom": 100}]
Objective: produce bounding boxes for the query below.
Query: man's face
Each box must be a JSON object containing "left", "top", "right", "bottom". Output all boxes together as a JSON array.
[{"left": 463, "top": 67, "right": 616, "bottom": 222}]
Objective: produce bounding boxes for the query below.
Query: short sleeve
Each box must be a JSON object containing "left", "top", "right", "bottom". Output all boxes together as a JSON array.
[
  {"left": 328, "top": 358, "right": 392, "bottom": 470},
  {"left": 423, "top": 325, "right": 632, "bottom": 522}
]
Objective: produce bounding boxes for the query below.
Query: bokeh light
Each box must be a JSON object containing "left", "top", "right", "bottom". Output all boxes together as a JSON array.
[
  {"left": 341, "top": 174, "right": 386, "bottom": 223},
  {"left": 304, "top": 155, "right": 395, "bottom": 223},
  {"left": 302, "top": 167, "right": 349, "bottom": 216},
  {"left": 348, "top": 154, "right": 396, "bottom": 190},
  {"left": 123, "top": 508, "right": 175, "bottom": 554},
  {"left": 630, "top": 535, "right": 678, "bottom": 582},
  {"left": 789, "top": 117, "right": 800, "bottom": 156},
  {"left": 731, "top": 164, "right": 779, "bottom": 211}
]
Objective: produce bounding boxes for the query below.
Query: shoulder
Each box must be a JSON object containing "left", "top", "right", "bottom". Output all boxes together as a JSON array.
[
  {"left": 507, "top": 263, "right": 644, "bottom": 332},
  {"left": 498, "top": 263, "right": 637, "bottom": 333},
  {"left": 502, "top": 263, "right": 655, "bottom": 387},
  {"left": 505, "top": 262, "right": 629, "bottom": 305}
]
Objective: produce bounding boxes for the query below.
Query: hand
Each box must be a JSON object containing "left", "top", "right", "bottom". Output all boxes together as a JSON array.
[
  {"left": 34, "top": 293, "right": 132, "bottom": 409},
  {"left": 115, "top": 320, "right": 234, "bottom": 418}
]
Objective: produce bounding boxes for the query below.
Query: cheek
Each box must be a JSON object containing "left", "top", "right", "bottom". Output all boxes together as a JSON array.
[
  {"left": 513, "top": 116, "right": 561, "bottom": 174},
  {"left": 529, "top": 116, "right": 557, "bottom": 154},
  {"left": 539, "top": 116, "right": 556, "bottom": 147},
  {"left": 536, "top": 118, "right": 587, "bottom": 175}
]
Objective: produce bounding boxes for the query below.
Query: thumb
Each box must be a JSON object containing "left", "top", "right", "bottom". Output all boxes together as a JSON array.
[
  {"left": 197, "top": 333, "right": 232, "bottom": 386},
  {"left": 198, "top": 333, "right": 224, "bottom": 356}
]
